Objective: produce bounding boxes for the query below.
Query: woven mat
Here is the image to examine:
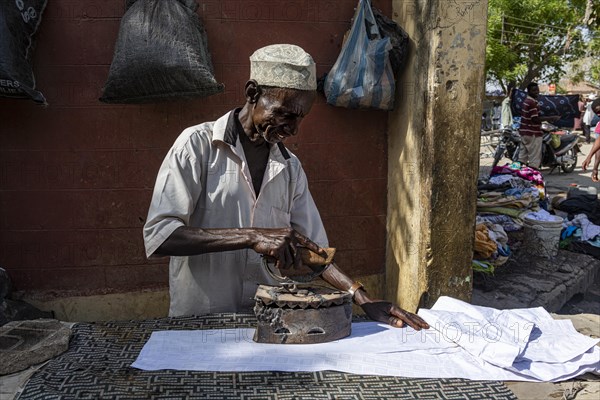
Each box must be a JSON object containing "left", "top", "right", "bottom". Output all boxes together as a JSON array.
[{"left": 18, "top": 314, "right": 517, "bottom": 400}]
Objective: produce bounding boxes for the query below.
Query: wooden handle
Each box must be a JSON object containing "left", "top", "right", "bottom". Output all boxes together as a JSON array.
[{"left": 298, "top": 247, "right": 336, "bottom": 267}]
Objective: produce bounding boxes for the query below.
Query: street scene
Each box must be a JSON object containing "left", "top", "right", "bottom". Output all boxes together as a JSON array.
[{"left": 477, "top": 136, "right": 600, "bottom": 399}]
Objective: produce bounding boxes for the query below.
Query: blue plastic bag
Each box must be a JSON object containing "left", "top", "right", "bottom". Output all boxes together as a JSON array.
[{"left": 324, "top": 0, "right": 395, "bottom": 110}]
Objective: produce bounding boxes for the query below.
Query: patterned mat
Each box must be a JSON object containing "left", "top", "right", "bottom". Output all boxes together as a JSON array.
[{"left": 18, "top": 314, "right": 517, "bottom": 399}]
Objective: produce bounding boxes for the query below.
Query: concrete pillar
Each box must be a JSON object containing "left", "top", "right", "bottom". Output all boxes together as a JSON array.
[{"left": 387, "top": 0, "right": 488, "bottom": 309}]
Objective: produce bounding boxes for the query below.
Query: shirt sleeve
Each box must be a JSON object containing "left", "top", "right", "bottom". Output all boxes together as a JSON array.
[
  {"left": 289, "top": 165, "right": 329, "bottom": 248},
  {"left": 143, "top": 137, "right": 203, "bottom": 258}
]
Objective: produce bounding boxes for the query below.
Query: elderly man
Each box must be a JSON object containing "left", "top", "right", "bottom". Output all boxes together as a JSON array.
[
  {"left": 518, "top": 82, "right": 560, "bottom": 169},
  {"left": 143, "top": 44, "right": 428, "bottom": 330}
]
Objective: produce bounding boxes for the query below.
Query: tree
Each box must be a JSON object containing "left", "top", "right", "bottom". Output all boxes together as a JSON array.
[{"left": 486, "top": 0, "right": 599, "bottom": 93}]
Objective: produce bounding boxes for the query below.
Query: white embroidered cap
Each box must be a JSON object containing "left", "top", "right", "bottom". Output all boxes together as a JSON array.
[{"left": 250, "top": 44, "right": 317, "bottom": 91}]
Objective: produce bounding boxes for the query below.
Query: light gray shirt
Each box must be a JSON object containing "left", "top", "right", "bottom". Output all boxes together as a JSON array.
[{"left": 143, "top": 111, "right": 328, "bottom": 316}]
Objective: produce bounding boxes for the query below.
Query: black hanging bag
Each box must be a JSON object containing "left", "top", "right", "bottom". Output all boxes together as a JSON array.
[
  {"left": 100, "top": 0, "right": 224, "bottom": 104},
  {"left": 0, "top": 0, "right": 48, "bottom": 104}
]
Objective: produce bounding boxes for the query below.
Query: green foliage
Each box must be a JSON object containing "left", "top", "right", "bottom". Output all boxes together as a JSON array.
[{"left": 486, "top": 0, "right": 599, "bottom": 91}]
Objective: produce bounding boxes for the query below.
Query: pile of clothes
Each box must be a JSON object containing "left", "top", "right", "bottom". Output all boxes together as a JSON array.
[
  {"left": 474, "top": 163, "right": 546, "bottom": 273},
  {"left": 554, "top": 188, "right": 600, "bottom": 260}
]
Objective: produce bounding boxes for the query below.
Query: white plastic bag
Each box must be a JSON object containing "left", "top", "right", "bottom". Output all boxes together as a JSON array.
[{"left": 324, "top": 0, "right": 395, "bottom": 110}]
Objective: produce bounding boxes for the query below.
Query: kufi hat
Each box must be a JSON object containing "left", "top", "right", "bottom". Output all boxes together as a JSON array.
[
  {"left": 250, "top": 44, "right": 316, "bottom": 91},
  {"left": 588, "top": 93, "right": 598, "bottom": 100}
]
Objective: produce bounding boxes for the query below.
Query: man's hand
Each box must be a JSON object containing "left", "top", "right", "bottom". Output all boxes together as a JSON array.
[
  {"left": 359, "top": 298, "right": 429, "bottom": 330},
  {"left": 251, "top": 228, "right": 325, "bottom": 270},
  {"left": 582, "top": 156, "right": 592, "bottom": 171}
]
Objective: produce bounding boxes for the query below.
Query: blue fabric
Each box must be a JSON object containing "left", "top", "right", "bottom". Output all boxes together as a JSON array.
[
  {"left": 497, "top": 244, "right": 511, "bottom": 257},
  {"left": 511, "top": 89, "right": 579, "bottom": 127},
  {"left": 561, "top": 225, "right": 578, "bottom": 240}
]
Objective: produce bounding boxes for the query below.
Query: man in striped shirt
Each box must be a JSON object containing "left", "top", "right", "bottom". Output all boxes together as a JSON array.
[{"left": 518, "top": 82, "right": 560, "bottom": 169}]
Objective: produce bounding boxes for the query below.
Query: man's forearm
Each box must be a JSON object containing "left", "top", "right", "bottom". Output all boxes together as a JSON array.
[
  {"left": 590, "top": 136, "right": 600, "bottom": 159},
  {"left": 155, "top": 226, "right": 255, "bottom": 256},
  {"left": 321, "top": 263, "right": 369, "bottom": 305}
]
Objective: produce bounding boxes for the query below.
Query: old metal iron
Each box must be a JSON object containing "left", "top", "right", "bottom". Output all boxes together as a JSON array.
[
  {"left": 253, "top": 284, "right": 352, "bottom": 344},
  {"left": 253, "top": 247, "right": 353, "bottom": 344}
]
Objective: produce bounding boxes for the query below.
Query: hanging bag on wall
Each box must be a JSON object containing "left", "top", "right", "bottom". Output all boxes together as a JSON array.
[
  {"left": 324, "top": 0, "right": 395, "bottom": 110},
  {"left": 0, "top": 0, "right": 48, "bottom": 104},
  {"left": 372, "top": 7, "right": 409, "bottom": 77},
  {"left": 100, "top": 0, "right": 224, "bottom": 104}
]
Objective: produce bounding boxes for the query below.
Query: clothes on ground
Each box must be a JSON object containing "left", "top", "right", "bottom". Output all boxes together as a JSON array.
[
  {"left": 524, "top": 209, "right": 562, "bottom": 223},
  {"left": 554, "top": 194, "right": 600, "bottom": 225},
  {"left": 472, "top": 260, "right": 495, "bottom": 274},
  {"left": 477, "top": 191, "right": 536, "bottom": 209},
  {"left": 474, "top": 224, "right": 497, "bottom": 260},
  {"left": 563, "top": 214, "right": 600, "bottom": 243},
  {"left": 473, "top": 222, "right": 510, "bottom": 267},
  {"left": 132, "top": 296, "right": 600, "bottom": 382},
  {"left": 474, "top": 165, "right": 548, "bottom": 269},
  {"left": 565, "top": 240, "right": 600, "bottom": 259},
  {"left": 477, "top": 215, "right": 522, "bottom": 232},
  {"left": 491, "top": 164, "right": 545, "bottom": 187},
  {"left": 478, "top": 207, "right": 530, "bottom": 220},
  {"left": 143, "top": 110, "right": 327, "bottom": 316}
]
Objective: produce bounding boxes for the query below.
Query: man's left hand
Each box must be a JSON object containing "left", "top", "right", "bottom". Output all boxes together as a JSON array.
[{"left": 360, "top": 300, "right": 430, "bottom": 330}]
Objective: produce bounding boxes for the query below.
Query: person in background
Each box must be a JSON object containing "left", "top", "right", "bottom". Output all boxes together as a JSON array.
[
  {"left": 517, "top": 82, "right": 560, "bottom": 169},
  {"left": 582, "top": 94, "right": 598, "bottom": 144},
  {"left": 501, "top": 87, "right": 513, "bottom": 129},
  {"left": 581, "top": 98, "right": 600, "bottom": 181},
  {"left": 143, "top": 44, "right": 429, "bottom": 331},
  {"left": 573, "top": 94, "right": 584, "bottom": 132}
]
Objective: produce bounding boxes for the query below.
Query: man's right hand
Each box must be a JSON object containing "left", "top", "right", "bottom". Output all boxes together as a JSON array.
[{"left": 250, "top": 228, "right": 326, "bottom": 270}]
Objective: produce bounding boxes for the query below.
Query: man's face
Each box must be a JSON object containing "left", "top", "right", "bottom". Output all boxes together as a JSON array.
[
  {"left": 593, "top": 104, "right": 600, "bottom": 117},
  {"left": 528, "top": 85, "right": 540, "bottom": 98},
  {"left": 252, "top": 88, "right": 316, "bottom": 144}
]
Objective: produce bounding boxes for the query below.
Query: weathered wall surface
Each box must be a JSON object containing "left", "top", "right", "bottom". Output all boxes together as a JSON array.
[
  {"left": 387, "top": 0, "right": 487, "bottom": 309},
  {"left": 0, "top": 0, "right": 391, "bottom": 311}
]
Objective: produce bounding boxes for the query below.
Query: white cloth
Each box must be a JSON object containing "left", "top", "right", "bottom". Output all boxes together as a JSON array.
[
  {"left": 488, "top": 174, "right": 517, "bottom": 186},
  {"left": 131, "top": 297, "right": 600, "bottom": 382},
  {"left": 143, "top": 111, "right": 327, "bottom": 316},
  {"left": 501, "top": 96, "right": 513, "bottom": 128},
  {"left": 525, "top": 209, "right": 562, "bottom": 223},
  {"left": 583, "top": 102, "right": 594, "bottom": 125}
]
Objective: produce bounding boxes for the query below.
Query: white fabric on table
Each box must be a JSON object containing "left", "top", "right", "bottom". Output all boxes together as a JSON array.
[{"left": 131, "top": 297, "right": 600, "bottom": 382}]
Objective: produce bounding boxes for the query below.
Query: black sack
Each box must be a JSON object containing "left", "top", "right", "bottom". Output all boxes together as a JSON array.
[
  {"left": 100, "top": 0, "right": 224, "bottom": 104},
  {"left": 372, "top": 8, "right": 409, "bottom": 76},
  {"left": 0, "top": 0, "right": 47, "bottom": 104}
]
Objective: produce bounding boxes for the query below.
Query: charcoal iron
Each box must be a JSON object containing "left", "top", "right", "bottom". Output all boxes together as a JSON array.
[
  {"left": 253, "top": 284, "right": 352, "bottom": 344},
  {"left": 253, "top": 247, "right": 352, "bottom": 344}
]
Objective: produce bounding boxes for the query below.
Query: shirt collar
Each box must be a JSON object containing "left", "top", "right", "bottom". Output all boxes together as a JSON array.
[
  {"left": 223, "top": 108, "right": 243, "bottom": 146},
  {"left": 221, "top": 108, "right": 290, "bottom": 160}
]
